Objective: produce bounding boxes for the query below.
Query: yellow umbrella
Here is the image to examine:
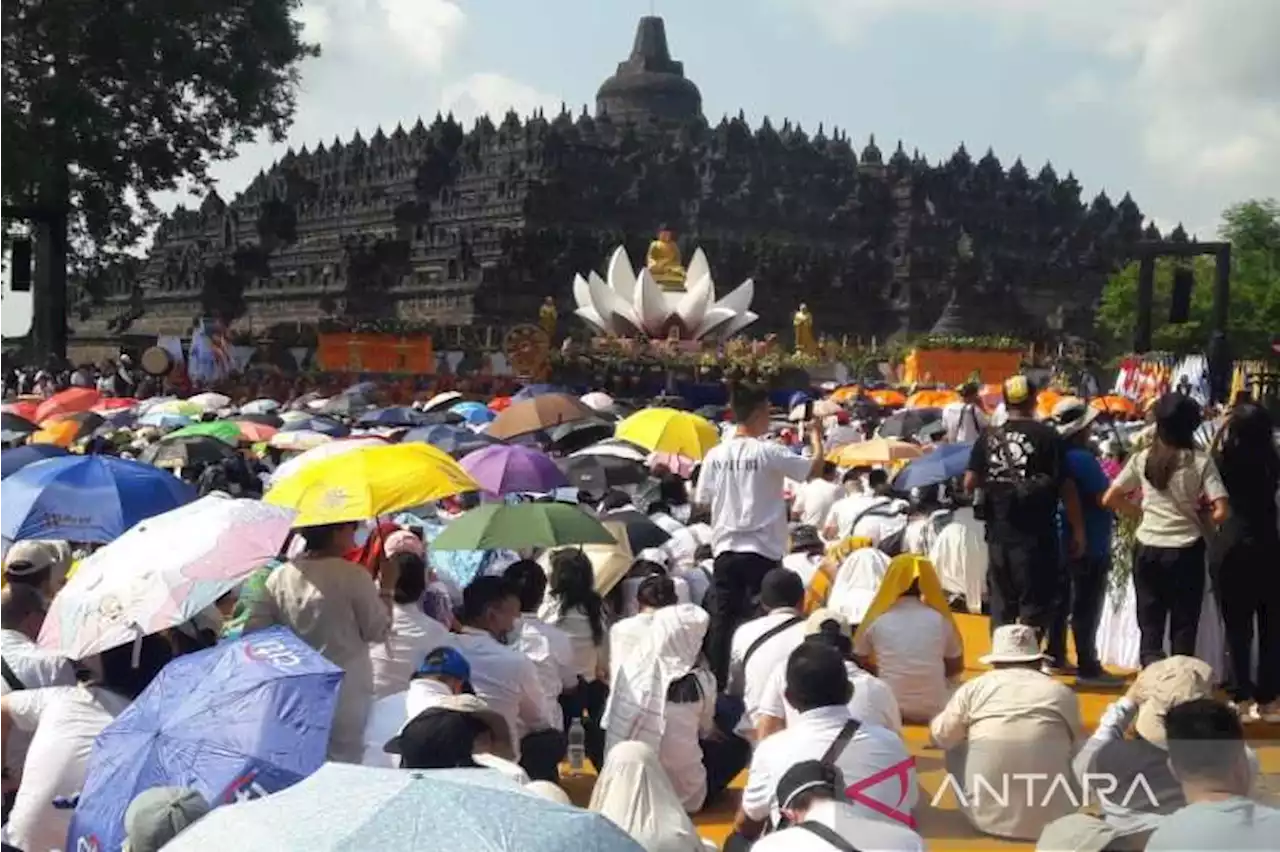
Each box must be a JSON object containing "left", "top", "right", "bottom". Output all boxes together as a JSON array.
[
  {"left": 614, "top": 408, "right": 719, "bottom": 460},
  {"left": 827, "top": 438, "right": 923, "bottom": 467},
  {"left": 265, "top": 443, "right": 480, "bottom": 527}
]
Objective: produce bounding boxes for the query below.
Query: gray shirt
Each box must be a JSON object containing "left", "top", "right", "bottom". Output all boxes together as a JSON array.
[{"left": 1146, "top": 797, "right": 1280, "bottom": 851}]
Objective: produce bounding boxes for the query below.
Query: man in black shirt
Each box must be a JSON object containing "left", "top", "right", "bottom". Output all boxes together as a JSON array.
[{"left": 964, "top": 375, "right": 1084, "bottom": 643}]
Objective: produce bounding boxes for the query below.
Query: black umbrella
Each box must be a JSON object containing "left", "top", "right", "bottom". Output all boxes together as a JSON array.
[
  {"left": 558, "top": 454, "right": 649, "bottom": 498},
  {"left": 139, "top": 435, "right": 237, "bottom": 468},
  {"left": 600, "top": 508, "right": 671, "bottom": 552},
  {"left": 1, "top": 412, "right": 39, "bottom": 434},
  {"left": 878, "top": 407, "right": 942, "bottom": 439},
  {"left": 547, "top": 420, "right": 616, "bottom": 455},
  {"left": 400, "top": 424, "right": 501, "bottom": 458},
  {"left": 320, "top": 394, "right": 370, "bottom": 417}
]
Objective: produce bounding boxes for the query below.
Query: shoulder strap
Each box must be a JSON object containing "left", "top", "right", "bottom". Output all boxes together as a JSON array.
[
  {"left": 820, "top": 719, "right": 861, "bottom": 765},
  {"left": 742, "top": 615, "right": 804, "bottom": 669},
  {"left": 1, "top": 658, "right": 26, "bottom": 691},
  {"left": 798, "top": 821, "right": 863, "bottom": 852}
]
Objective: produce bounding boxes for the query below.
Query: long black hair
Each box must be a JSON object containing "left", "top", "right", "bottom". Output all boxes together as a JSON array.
[
  {"left": 1145, "top": 394, "right": 1201, "bottom": 491},
  {"left": 1215, "top": 402, "right": 1279, "bottom": 528},
  {"left": 548, "top": 549, "right": 606, "bottom": 645}
]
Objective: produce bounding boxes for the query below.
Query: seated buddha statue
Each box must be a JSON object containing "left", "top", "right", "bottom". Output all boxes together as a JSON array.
[{"left": 646, "top": 226, "right": 686, "bottom": 291}]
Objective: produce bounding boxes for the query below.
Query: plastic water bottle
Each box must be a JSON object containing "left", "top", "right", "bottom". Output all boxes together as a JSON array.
[{"left": 567, "top": 718, "right": 586, "bottom": 774}]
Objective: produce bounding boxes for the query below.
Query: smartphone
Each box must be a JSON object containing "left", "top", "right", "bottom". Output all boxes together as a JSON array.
[{"left": 803, "top": 399, "right": 815, "bottom": 421}]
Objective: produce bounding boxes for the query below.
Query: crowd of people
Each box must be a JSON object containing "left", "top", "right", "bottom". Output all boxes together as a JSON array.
[{"left": 1, "top": 364, "right": 1278, "bottom": 851}]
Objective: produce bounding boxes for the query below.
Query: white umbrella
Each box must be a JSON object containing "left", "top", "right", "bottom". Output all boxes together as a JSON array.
[
  {"left": 569, "top": 438, "right": 648, "bottom": 464},
  {"left": 189, "top": 391, "right": 231, "bottom": 412},
  {"left": 279, "top": 410, "right": 312, "bottom": 425},
  {"left": 580, "top": 391, "right": 615, "bottom": 413},
  {"left": 268, "top": 429, "right": 334, "bottom": 453},
  {"left": 422, "top": 391, "right": 463, "bottom": 412},
  {"left": 38, "top": 495, "right": 295, "bottom": 660},
  {"left": 240, "top": 398, "right": 281, "bottom": 415},
  {"left": 788, "top": 399, "right": 841, "bottom": 421},
  {"left": 269, "top": 437, "right": 385, "bottom": 484}
]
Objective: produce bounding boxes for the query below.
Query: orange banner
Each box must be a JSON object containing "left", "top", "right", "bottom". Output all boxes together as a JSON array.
[
  {"left": 902, "top": 348, "right": 1022, "bottom": 387},
  {"left": 317, "top": 333, "right": 435, "bottom": 374}
]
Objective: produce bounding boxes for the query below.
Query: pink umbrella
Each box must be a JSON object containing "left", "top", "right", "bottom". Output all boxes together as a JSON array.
[{"left": 459, "top": 444, "right": 569, "bottom": 496}]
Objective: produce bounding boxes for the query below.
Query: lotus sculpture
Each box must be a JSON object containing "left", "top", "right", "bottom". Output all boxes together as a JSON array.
[{"left": 572, "top": 246, "right": 759, "bottom": 341}]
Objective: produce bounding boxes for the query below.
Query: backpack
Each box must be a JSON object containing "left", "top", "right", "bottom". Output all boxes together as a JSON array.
[{"left": 982, "top": 426, "right": 1059, "bottom": 526}]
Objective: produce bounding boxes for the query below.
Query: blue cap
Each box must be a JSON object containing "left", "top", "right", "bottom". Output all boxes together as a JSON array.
[{"left": 414, "top": 646, "right": 470, "bottom": 682}]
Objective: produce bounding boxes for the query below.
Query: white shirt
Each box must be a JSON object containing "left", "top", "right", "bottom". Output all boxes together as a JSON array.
[
  {"left": 608, "top": 613, "right": 653, "bottom": 685},
  {"left": 757, "top": 659, "right": 902, "bottom": 734},
  {"left": 1, "top": 629, "right": 75, "bottom": 774},
  {"left": 512, "top": 614, "right": 576, "bottom": 730},
  {"left": 695, "top": 435, "right": 813, "bottom": 561},
  {"left": 942, "top": 402, "right": 988, "bottom": 444},
  {"left": 5, "top": 685, "right": 131, "bottom": 852},
  {"left": 537, "top": 600, "right": 605, "bottom": 683},
  {"left": 742, "top": 705, "right": 918, "bottom": 827},
  {"left": 369, "top": 603, "right": 456, "bottom": 699},
  {"left": 727, "top": 609, "right": 807, "bottom": 726},
  {"left": 782, "top": 552, "right": 823, "bottom": 589},
  {"left": 454, "top": 628, "right": 554, "bottom": 757},
  {"left": 853, "top": 598, "right": 961, "bottom": 723},
  {"left": 793, "top": 478, "right": 842, "bottom": 528},
  {"left": 752, "top": 799, "right": 926, "bottom": 852},
  {"left": 827, "top": 495, "right": 909, "bottom": 547}
]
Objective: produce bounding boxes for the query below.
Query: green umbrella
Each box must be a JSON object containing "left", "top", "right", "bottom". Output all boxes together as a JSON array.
[
  {"left": 165, "top": 421, "right": 241, "bottom": 445},
  {"left": 431, "top": 502, "right": 617, "bottom": 551}
]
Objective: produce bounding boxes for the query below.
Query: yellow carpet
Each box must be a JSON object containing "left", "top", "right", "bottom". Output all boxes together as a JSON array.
[{"left": 562, "top": 613, "right": 1280, "bottom": 850}]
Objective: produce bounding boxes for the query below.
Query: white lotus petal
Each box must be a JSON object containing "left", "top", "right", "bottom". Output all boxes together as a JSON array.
[
  {"left": 685, "top": 248, "right": 712, "bottom": 300},
  {"left": 675, "top": 273, "right": 713, "bottom": 333},
  {"left": 572, "top": 273, "right": 592, "bottom": 309},
  {"left": 592, "top": 270, "right": 641, "bottom": 329},
  {"left": 716, "top": 277, "right": 754, "bottom": 314},
  {"left": 574, "top": 306, "right": 609, "bottom": 333},
  {"left": 694, "top": 306, "right": 737, "bottom": 338},
  {"left": 717, "top": 310, "right": 760, "bottom": 339},
  {"left": 633, "top": 268, "right": 671, "bottom": 336},
  {"left": 608, "top": 246, "right": 637, "bottom": 304},
  {"left": 587, "top": 271, "right": 630, "bottom": 335}
]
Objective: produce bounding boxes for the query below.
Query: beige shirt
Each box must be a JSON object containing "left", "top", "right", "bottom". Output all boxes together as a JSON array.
[
  {"left": 930, "top": 667, "right": 1082, "bottom": 840},
  {"left": 1112, "top": 449, "right": 1227, "bottom": 548},
  {"left": 245, "top": 556, "right": 391, "bottom": 763}
]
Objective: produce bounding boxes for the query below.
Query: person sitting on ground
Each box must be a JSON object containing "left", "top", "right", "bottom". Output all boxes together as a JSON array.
[
  {"left": 802, "top": 535, "right": 875, "bottom": 615},
  {"left": 748, "top": 759, "right": 926, "bottom": 852},
  {"left": 781, "top": 525, "right": 826, "bottom": 590},
  {"left": 928, "top": 485, "right": 988, "bottom": 615},
  {"left": 1144, "top": 697, "right": 1280, "bottom": 850},
  {"left": 618, "top": 554, "right": 692, "bottom": 616},
  {"left": 589, "top": 740, "right": 709, "bottom": 852},
  {"left": 824, "top": 541, "right": 891, "bottom": 627},
  {"left": 454, "top": 576, "right": 563, "bottom": 782},
  {"left": 824, "top": 469, "right": 909, "bottom": 553},
  {"left": 853, "top": 554, "right": 963, "bottom": 723},
  {"left": 902, "top": 485, "right": 952, "bottom": 558},
  {"left": 930, "top": 624, "right": 1082, "bottom": 841},
  {"left": 369, "top": 536, "right": 455, "bottom": 699},
  {"left": 121, "top": 786, "right": 211, "bottom": 852},
  {"left": 609, "top": 570, "right": 679, "bottom": 683},
  {"left": 727, "top": 569, "right": 808, "bottom": 738},
  {"left": 504, "top": 560, "right": 581, "bottom": 749},
  {"left": 755, "top": 608, "right": 901, "bottom": 740},
  {"left": 731, "top": 643, "right": 918, "bottom": 847},
  {"left": 386, "top": 696, "right": 516, "bottom": 772},
  {"left": 792, "top": 461, "right": 843, "bottom": 530}
]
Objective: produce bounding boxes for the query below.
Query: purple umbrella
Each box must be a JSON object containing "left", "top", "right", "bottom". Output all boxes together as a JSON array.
[{"left": 460, "top": 444, "right": 569, "bottom": 496}]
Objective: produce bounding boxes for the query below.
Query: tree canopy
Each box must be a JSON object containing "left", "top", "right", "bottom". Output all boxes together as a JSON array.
[
  {"left": 1096, "top": 199, "right": 1280, "bottom": 359},
  {"left": 1, "top": 0, "right": 318, "bottom": 258}
]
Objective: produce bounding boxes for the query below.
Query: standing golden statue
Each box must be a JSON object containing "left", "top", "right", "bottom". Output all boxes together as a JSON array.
[
  {"left": 538, "top": 296, "right": 558, "bottom": 339},
  {"left": 793, "top": 302, "right": 817, "bottom": 355},
  {"left": 646, "top": 225, "right": 687, "bottom": 291}
]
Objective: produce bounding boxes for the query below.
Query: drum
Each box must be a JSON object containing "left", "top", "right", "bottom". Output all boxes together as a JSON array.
[{"left": 140, "top": 346, "right": 173, "bottom": 376}]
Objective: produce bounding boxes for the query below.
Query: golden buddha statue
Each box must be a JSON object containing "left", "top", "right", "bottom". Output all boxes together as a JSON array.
[
  {"left": 538, "top": 296, "right": 558, "bottom": 338},
  {"left": 645, "top": 226, "right": 687, "bottom": 291},
  {"left": 793, "top": 302, "right": 816, "bottom": 355}
]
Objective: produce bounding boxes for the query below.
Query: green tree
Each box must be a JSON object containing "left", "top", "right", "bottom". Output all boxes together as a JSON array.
[{"left": 1095, "top": 199, "right": 1280, "bottom": 359}]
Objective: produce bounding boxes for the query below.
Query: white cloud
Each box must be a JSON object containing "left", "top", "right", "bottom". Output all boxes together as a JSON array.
[
  {"left": 379, "top": 0, "right": 466, "bottom": 72},
  {"left": 440, "top": 73, "right": 562, "bottom": 125}
]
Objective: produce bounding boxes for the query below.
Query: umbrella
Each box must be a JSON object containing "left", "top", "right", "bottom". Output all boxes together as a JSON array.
[
  {"left": 1, "top": 444, "right": 70, "bottom": 479},
  {"left": 539, "top": 521, "right": 633, "bottom": 596},
  {"left": 400, "top": 424, "right": 501, "bottom": 457},
  {"left": 167, "top": 421, "right": 245, "bottom": 445},
  {"left": 892, "top": 442, "right": 975, "bottom": 492},
  {"left": 827, "top": 438, "right": 924, "bottom": 467},
  {"left": 421, "top": 391, "right": 463, "bottom": 412},
  {"left": 278, "top": 415, "right": 350, "bottom": 438},
  {"left": 487, "top": 394, "right": 596, "bottom": 440},
  {"left": 431, "top": 502, "right": 616, "bottom": 551},
  {"left": 579, "top": 391, "right": 615, "bottom": 413},
  {"left": 877, "top": 407, "right": 942, "bottom": 439},
  {"left": 450, "top": 400, "right": 496, "bottom": 425},
  {"left": 557, "top": 453, "right": 649, "bottom": 497},
  {"left": 1, "top": 412, "right": 39, "bottom": 435},
  {"left": 90, "top": 397, "right": 138, "bottom": 414},
  {"left": 905, "top": 389, "right": 960, "bottom": 409},
  {"left": 356, "top": 407, "right": 427, "bottom": 428},
  {"left": 39, "top": 494, "right": 295, "bottom": 659},
  {"left": 568, "top": 438, "right": 649, "bottom": 464},
  {"left": 235, "top": 412, "right": 285, "bottom": 428},
  {"left": 34, "top": 387, "right": 101, "bottom": 422},
  {"left": 30, "top": 415, "right": 102, "bottom": 447},
  {"left": 546, "top": 419, "right": 615, "bottom": 455},
  {"left": 266, "top": 444, "right": 480, "bottom": 527},
  {"left": 788, "top": 399, "right": 841, "bottom": 421},
  {"left": 319, "top": 395, "right": 369, "bottom": 416},
  {"left": 148, "top": 398, "right": 204, "bottom": 417},
  {"left": 268, "top": 430, "right": 335, "bottom": 453},
  {"left": 599, "top": 508, "right": 672, "bottom": 552},
  {"left": 188, "top": 391, "right": 231, "bottom": 412},
  {"left": 1036, "top": 389, "right": 1064, "bottom": 420},
  {"left": 460, "top": 445, "right": 568, "bottom": 496},
  {"left": 488, "top": 395, "right": 513, "bottom": 413},
  {"left": 2, "top": 455, "right": 195, "bottom": 543},
  {"left": 240, "top": 398, "right": 281, "bottom": 415},
  {"left": 647, "top": 451, "right": 699, "bottom": 478},
  {"left": 346, "top": 380, "right": 378, "bottom": 397},
  {"left": 866, "top": 388, "right": 907, "bottom": 408},
  {"left": 1091, "top": 395, "right": 1138, "bottom": 416},
  {"left": 269, "top": 437, "right": 386, "bottom": 484},
  {"left": 139, "top": 435, "right": 238, "bottom": 469},
  {"left": 161, "top": 763, "right": 643, "bottom": 852},
  {"left": 514, "top": 383, "right": 570, "bottom": 401},
  {"left": 137, "top": 409, "right": 194, "bottom": 431},
  {"left": 69, "top": 627, "right": 342, "bottom": 852},
  {"left": 694, "top": 404, "right": 727, "bottom": 421},
  {"left": 2, "top": 400, "right": 41, "bottom": 422},
  {"left": 614, "top": 408, "right": 719, "bottom": 460}
]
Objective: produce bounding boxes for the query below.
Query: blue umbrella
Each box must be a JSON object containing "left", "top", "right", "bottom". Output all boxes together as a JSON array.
[
  {"left": 161, "top": 764, "right": 643, "bottom": 852},
  {"left": 513, "top": 383, "right": 570, "bottom": 401},
  {"left": 1, "top": 444, "right": 70, "bottom": 479},
  {"left": 1, "top": 455, "right": 195, "bottom": 543},
  {"left": 401, "top": 424, "right": 500, "bottom": 457},
  {"left": 892, "top": 441, "right": 975, "bottom": 492},
  {"left": 69, "top": 627, "right": 343, "bottom": 852},
  {"left": 356, "top": 407, "right": 428, "bottom": 428},
  {"left": 278, "top": 416, "right": 350, "bottom": 438},
  {"left": 137, "top": 410, "right": 194, "bottom": 431},
  {"left": 345, "top": 380, "right": 377, "bottom": 397},
  {"left": 449, "top": 401, "right": 495, "bottom": 425}
]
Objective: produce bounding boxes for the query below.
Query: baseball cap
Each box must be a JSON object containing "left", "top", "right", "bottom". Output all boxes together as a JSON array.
[
  {"left": 1133, "top": 655, "right": 1214, "bottom": 749},
  {"left": 3, "top": 540, "right": 71, "bottom": 579},
  {"left": 776, "top": 759, "right": 846, "bottom": 810},
  {"left": 804, "top": 607, "right": 851, "bottom": 638},
  {"left": 122, "top": 786, "right": 210, "bottom": 852},
  {"left": 413, "top": 646, "right": 470, "bottom": 682},
  {"left": 1002, "top": 375, "right": 1036, "bottom": 406},
  {"left": 384, "top": 694, "right": 514, "bottom": 762}
]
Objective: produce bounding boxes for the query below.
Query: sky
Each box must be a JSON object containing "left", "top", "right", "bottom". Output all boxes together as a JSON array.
[{"left": 163, "top": 0, "right": 1280, "bottom": 239}]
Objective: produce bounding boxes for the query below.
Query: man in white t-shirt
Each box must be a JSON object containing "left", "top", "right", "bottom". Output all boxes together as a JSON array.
[
  {"left": 824, "top": 469, "right": 909, "bottom": 551},
  {"left": 853, "top": 593, "right": 964, "bottom": 724},
  {"left": 731, "top": 643, "right": 918, "bottom": 846},
  {"left": 727, "top": 570, "right": 808, "bottom": 736},
  {"left": 695, "top": 384, "right": 823, "bottom": 689},
  {"left": 942, "top": 383, "right": 989, "bottom": 444},
  {"left": 791, "top": 462, "right": 842, "bottom": 529}
]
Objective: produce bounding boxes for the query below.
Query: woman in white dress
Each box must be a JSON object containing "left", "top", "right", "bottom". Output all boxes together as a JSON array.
[{"left": 590, "top": 740, "right": 709, "bottom": 852}]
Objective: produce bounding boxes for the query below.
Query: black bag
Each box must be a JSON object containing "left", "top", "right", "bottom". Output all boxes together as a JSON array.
[
  {"left": 741, "top": 615, "right": 804, "bottom": 670},
  {"left": 983, "top": 426, "right": 1058, "bottom": 525},
  {"left": 797, "top": 821, "right": 863, "bottom": 852}
]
